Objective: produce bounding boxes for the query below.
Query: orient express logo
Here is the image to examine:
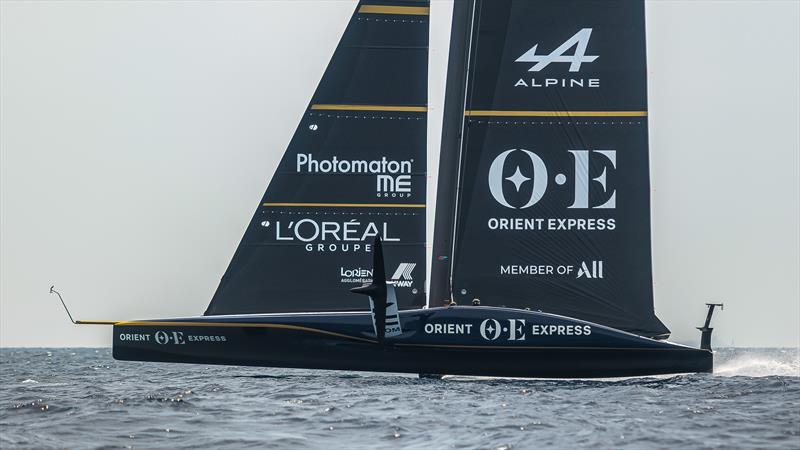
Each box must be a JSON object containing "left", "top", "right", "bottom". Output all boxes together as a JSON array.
[
  {"left": 421, "top": 319, "right": 593, "bottom": 340},
  {"left": 488, "top": 149, "right": 547, "bottom": 209},
  {"left": 489, "top": 149, "right": 617, "bottom": 209},
  {"left": 488, "top": 149, "right": 617, "bottom": 211},
  {"left": 486, "top": 149, "right": 617, "bottom": 232},
  {"left": 152, "top": 330, "right": 227, "bottom": 344},
  {"left": 514, "top": 28, "right": 600, "bottom": 88},
  {"left": 296, "top": 154, "right": 413, "bottom": 198},
  {"left": 479, "top": 319, "right": 593, "bottom": 340}
]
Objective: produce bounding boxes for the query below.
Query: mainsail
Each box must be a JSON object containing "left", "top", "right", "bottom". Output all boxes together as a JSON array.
[
  {"left": 432, "top": 0, "right": 669, "bottom": 338},
  {"left": 206, "top": 0, "right": 430, "bottom": 315}
]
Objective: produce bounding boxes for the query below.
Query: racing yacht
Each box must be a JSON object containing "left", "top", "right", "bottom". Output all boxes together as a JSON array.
[{"left": 56, "top": 0, "right": 721, "bottom": 378}]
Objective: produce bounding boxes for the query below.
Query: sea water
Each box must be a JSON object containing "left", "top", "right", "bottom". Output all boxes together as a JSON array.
[{"left": 1, "top": 348, "right": 798, "bottom": 449}]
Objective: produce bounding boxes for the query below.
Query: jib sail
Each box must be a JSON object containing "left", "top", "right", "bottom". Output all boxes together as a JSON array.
[
  {"left": 433, "top": 0, "right": 669, "bottom": 338},
  {"left": 206, "top": 0, "right": 429, "bottom": 315}
]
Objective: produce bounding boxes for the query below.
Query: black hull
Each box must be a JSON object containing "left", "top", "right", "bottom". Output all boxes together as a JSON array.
[{"left": 113, "top": 307, "right": 712, "bottom": 378}]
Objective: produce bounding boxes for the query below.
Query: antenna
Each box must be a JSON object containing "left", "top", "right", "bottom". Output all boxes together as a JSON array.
[{"left": 50, "top": 285, "right": 76, "bottom": 324}]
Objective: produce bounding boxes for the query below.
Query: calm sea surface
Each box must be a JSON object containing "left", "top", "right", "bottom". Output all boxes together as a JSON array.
[{"left": 1, "top": 348, "right": 798, "bottom": 449}]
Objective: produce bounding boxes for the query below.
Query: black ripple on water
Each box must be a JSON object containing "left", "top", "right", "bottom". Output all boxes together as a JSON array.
[{"left": 0, "top": 348, "right": 798, "bottom": 449}]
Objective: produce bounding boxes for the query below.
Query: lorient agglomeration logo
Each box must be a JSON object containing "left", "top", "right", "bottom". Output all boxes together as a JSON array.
[{"left": 339, "top": 263, "right": 416, "bottom": 288}]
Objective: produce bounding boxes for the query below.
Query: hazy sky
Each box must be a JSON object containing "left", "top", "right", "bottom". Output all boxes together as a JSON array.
[{"left": 1, "top": 0, "right": 798, "bottom": 348}]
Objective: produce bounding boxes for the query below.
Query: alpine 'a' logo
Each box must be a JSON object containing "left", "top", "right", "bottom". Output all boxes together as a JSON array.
[
  {"left": 516, "top": 28, "right": 598, "bottom": 72},
  {"left": 390, "top": 263, "right": 416, "bottom": 287},
  {"left": 488, "top": 149, "right": 547, "bottom": 209}
]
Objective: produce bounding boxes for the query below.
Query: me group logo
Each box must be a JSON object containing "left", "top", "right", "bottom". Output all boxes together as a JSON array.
[{"left": 513, "top": 28, "right": 601, "bottom": 88}]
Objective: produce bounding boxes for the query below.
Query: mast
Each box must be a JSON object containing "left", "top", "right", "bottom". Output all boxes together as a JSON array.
[{"left": 429, "top": 0, "right": 477, "bottom": 306}]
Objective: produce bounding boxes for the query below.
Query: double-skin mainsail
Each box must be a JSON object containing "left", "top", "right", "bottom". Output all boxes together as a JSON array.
[{"left": 431, "top": 0, "right": 670, "bottom": 339}]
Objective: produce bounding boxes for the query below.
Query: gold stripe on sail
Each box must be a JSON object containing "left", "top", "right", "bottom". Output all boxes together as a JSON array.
[
  {"left": 358, "top": 5, "right": 430, "bottom": 15},
  {"left": 465, "top": 110, "right": 648, "bottom": 117},
  {"left": 311, "top": 104, "right": 427, "bottom": 113},
  {"left": 262, "top": 202, "right": 425, "bottom": 209}
]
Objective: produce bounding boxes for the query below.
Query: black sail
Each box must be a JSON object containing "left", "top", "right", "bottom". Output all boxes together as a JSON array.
[
  {"left": 206, "top": 1, "right": 429, "bottom": 315},
  {"left": 430, "top": 0, "right": 476, "bottom": 307},
  {"left": 440, "top": 0, "right": 669, "bottom": 338}
]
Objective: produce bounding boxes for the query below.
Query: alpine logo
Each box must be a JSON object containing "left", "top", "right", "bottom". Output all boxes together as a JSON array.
[
  {"left": 513, "top": 28, "right": 600, "bottom": 89},
  {"left": 390, "top": 263, "right": 416, "bottom": 287},
  {"left": 516, "top": 28, "right": 598, "bottom": 72}
]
